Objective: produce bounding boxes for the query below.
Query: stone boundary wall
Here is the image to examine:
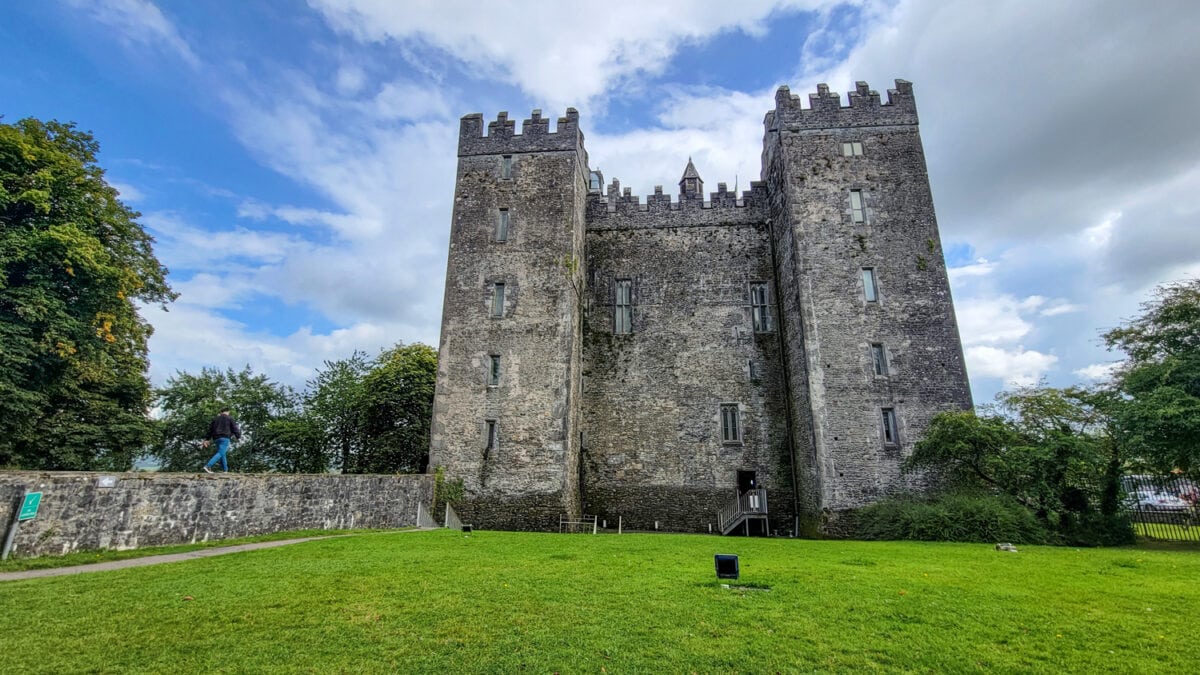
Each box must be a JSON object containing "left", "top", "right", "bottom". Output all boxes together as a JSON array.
[{"left": 0, "top": 472, "right": 434, "bottom": 558}]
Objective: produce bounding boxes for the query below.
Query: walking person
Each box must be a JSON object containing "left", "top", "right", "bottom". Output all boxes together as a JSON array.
[{"left": 202, "top": 407, "right": 241, "bottom": 473}]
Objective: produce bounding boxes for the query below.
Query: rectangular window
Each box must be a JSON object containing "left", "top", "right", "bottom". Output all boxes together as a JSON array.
[
  {"left": 615, "top": 279, "right": 632, "bottom": 334},
  {"left": 589, "top": 171, "right": 602, "bottom": 191},
  {"left": 750, "top": 283, "right": 774, "bottom": 333},
  {"left": 748, "top": 360, "right": 758, "bottom": 382},
  {"left": 882, "top": 408, "right": 899, "bottom": 445},
  {"left": 496, "top": 209, "right": 509, "bottom": 242},
  {"left": 862, "top": 268, "right": 878, "bottom": 302},
  {"left": 849, "top": 189, "right": 865, "bottom": 223},
  {"left": 842, "top": 141, "right": 863, "bottom": 157},
  {"left": 501, "top": 155, "right": 512, "bottom": 179},
  {"left": 488, "top": 355, "right": 500, "bottom": 386},
  {"left": 721, "top": 404, "right": 741, "bottom": 444},
  {"left": 491, "top": 283, "right": 505, "bottom": 317},
  {"left": 871, "top": 343, "right": 888, "bottom": 376},
  {"left": 485, "top": 420, "right": 498, "bottom": 454}
]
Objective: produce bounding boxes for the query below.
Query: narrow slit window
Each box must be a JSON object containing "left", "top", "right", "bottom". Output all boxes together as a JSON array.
[
  {"left": 871, "top": 343, "right": 888, "bottom": 376},
  {"left": 850, "top": 190, "right": 865, "bottom": 223},
  {"left": 842, "top": 141, "right": 863, "bottom": 157},
  {"left": 491, "top": 283, "right": 505, "bottom": 317},
  {"left": 862, "top": 268, "right": 878, "bottom": 302},
  {"left": 615, "top": 279, "right": 632, "bottom": 334},
  {"left": 748, "top": 360, "right": 758, "bottom": 382},
  {"left": 750, "top": 283, "right": 774, "bottom": 333},
  {"left": 500, "top": 155, "right": 512, "bottom": 179},
  {"left": 882, "top": 408, "right": 899, "bottom": 446},
  {"left": 496, "top": 209, "right": 509, "bottom": 242},
  {"left": 721, "top": 404, "right": 742, "bottom": 443},
  {"left": 485, "top": 420, "right": 498, "bottom": 454},
  {"left": 488, "top": 355, "right": 500, "bottom": 386}
]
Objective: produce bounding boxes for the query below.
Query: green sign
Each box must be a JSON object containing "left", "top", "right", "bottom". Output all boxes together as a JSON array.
[{"left": 18, "top": 492, "right": 41, "bottom": 521}]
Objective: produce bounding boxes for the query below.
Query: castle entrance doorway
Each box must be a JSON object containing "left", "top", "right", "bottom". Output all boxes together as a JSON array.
[{"left": 737, "top": 471, "right": 757, "bottom": 494}]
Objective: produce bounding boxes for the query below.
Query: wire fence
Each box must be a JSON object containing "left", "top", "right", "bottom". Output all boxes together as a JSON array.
[{"left": 1119, "top": 474, "right": 1199, "bottom": 542}]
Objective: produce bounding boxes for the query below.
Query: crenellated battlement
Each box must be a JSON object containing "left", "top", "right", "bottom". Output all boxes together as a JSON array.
[
  {"left": 458, "top": 108, "right": 584, "bottom": 157},
  {"left": 587, "top": 177, "right": 768, "bottom": 223},
  {"left": 766, "top": 79, "right": 917, "bottom": 131}
]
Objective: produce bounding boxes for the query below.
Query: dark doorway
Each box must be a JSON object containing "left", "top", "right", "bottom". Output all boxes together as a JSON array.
[{"left": 737, "top": 470, "right": 758, "bottom": 494}]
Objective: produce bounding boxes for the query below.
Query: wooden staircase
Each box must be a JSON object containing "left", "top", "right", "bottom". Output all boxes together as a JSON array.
[{"left": 718, "top": 489, "right": 768, "bottom": 535}]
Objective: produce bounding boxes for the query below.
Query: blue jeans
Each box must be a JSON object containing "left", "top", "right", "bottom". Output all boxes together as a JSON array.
[{"left": 205, "top": 437, "right": 231, "bottom": 471}]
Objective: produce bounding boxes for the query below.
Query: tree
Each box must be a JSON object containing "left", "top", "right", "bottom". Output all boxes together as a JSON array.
[
  {"left": 304, "top": 352, "right": 370, "bottom": 472},
  {"left": 908, "top": 386, "right": 1131, "bottom": 545},
  {"left": 357, "top": 343, "right": 437, "bottom": 474},
  {"left": 0, "top": 118, "right": 175, "bottom": 470},
  {"left": 153, "top": 367, "right": 297, "bottom": 472},
  {"left": 1103, "top": 279, "right": 1200, "bottom": 478}
]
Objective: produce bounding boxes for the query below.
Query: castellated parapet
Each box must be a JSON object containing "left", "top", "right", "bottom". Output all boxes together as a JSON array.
[
  {"left": 430, "top": 80, "right": 972, "bottom": 536},
  {"left": 458, "top": 109, "right": 585, "bottom": 157}
]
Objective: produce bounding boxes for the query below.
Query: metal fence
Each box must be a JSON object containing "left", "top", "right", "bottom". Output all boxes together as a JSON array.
[
  {"left": 558, "top": 513, "right": 598, "bottom": 534},
  {"left": 1119, "top": 474, "right": 1199, "bottom": 542}
]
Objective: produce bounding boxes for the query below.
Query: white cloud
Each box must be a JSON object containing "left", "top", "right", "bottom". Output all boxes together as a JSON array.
[
  {"left": 948, "top": 258, "right": 995, "bottom": 282},
  {"left": 108, "top": 180, "right": 145, "bottom": 203},
  {"left": 1074, "top": 362, "right": 1120, "bottom": 383},
  {"left": 67, "top": 0, "right": 199, "bottom": 67},
  {"left": 307, "top": 0, "right": 842, "bottom": 107},
  {"left": 956, "top": 295, "right": 1036, "bottom": 346},
  {"left": 965, "top": 345, "right": 1058, "bottom": 389}
]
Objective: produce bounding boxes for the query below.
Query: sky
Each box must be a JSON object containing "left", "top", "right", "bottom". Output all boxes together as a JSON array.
[{"left": 2, "top": 0, "right": 1199, "bottom": 405}]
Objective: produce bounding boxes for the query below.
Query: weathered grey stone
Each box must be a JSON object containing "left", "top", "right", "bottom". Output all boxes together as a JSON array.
[
  {"left": 430, "top": 80, "right": 972, "bottom": 535},
  {"left": 0, "top": 472, "right": 432, "bottom": 557}
]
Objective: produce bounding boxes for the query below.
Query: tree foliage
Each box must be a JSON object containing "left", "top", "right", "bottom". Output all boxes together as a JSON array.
[
  {"left": 0, "top": 118, "right": 174, "bottom": 470},
  {"left": 356, "top": 343, "right": 437, "bottom": 474},
  {"left": 149, "top": 344, "right": 437, "bottom": 474},
  {"left": 154, "top": 367, "right": 300, "bottom": 472},
  {"left": 909, "top": 387, "right": 1131, "bottom": 545},
  {"left": 1103, "top": 279, "right": 1200, "bottom": 478}
]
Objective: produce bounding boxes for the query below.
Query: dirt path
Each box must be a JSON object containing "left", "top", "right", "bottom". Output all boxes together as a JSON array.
[{"left": 0, "top": 529, "right": 431, "bottom": 582}]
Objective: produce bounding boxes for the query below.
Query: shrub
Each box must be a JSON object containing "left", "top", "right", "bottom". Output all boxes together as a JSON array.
[{"left": 856, "top": 492, "right": 1049, "bottom": 544}]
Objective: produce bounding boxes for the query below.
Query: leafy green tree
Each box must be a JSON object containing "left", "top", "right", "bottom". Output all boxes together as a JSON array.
[
  {"left": 153, "top": 367, "right": 296, "bottom": 472},
  {"left": 357, "top": 343, "right": 437, "bottom": 474},
  {"left": 304, "top": 352, "right": 370, "bottom": 472},
  {"left": 0, "top": 118, "right": 175, "bottom": 470},
  {"left": 909, "top": 387, "right": 1131, "bottom": 545},
  {"left": 1103, "top": 279, "right": 1200, "bottom": 478}
]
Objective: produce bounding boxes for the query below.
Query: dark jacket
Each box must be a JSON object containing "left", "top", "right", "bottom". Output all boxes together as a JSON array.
[{"left": 207, "top": 413, "right": 242, "bottom": 441}]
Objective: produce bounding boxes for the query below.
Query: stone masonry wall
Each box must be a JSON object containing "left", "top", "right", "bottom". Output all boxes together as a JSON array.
[
  {"left": 0, "top": 472, "right": 433, "bottom": 558},
  {"left": 581, "top": 189, "right": 797, "bottom": 534},
  {"left": 428, "top": 110, "right": 588, "bottom": 530},
  {"left": 765, "top": 80, "right": 973, "bottom": 513}
]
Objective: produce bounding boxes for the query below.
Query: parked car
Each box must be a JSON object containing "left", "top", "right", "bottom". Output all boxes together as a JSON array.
[{"left": 1124, "top": 490, "right": 1191, "bottom": 512}]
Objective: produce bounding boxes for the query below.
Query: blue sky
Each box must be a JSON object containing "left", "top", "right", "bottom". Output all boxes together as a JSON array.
[{"left": 3, "top": 0, "right": 1199, "bottom": 405}]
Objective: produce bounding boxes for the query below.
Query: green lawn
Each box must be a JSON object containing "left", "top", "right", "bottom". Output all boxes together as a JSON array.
[
  {"left": 1, "top": 530, "right": 1196, "bottom": 673},
  {"left": 0, "top": 528, "right": 387, "bottom": 573}
]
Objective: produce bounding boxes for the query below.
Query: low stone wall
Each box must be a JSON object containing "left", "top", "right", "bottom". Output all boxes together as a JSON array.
[{"left": 0, "top": 471, "right": 434, "bottom": 558}]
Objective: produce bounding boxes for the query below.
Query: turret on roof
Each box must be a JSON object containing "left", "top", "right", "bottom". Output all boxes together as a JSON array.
[{"left": 678, "top": 157, "right": 704, "bottom": 199}]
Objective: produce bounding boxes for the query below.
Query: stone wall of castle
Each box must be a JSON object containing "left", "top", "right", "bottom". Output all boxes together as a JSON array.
[
  {"left": 431, "top": 80, "right": 973, "bottom": 535},
  {"left": 765, "top": 81, "right": 973, "bottom": 514},
  {"left": 0, "top": 472, "right": 432, "bottom": 557},
  {"left": 580, "top": 187, "right": 796, "bottom": 533},
  {"left": 428, "top": 111, "right": 588, "bottom": 531}
]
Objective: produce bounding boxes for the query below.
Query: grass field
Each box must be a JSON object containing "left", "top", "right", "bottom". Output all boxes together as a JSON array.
[
  {"left": 0, "top": 528, "right": 385, "bottom": 573},
  {"left": 1, "top": 530, "right": 1197, "bottom": 673}
]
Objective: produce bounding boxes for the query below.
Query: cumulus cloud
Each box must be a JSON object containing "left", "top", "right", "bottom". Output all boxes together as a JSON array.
[
  {"left": 1074, "top": 362, "right": 1120, "bottom": 383},
  {"left": 965, "top": 346, "right": 1058, "bottom": 389},
  {"left": 66, "top": 0, "right": 199, "bottom": 67},
  {"left": 307, "top": 0, "right": 841, "bottom": 108}
]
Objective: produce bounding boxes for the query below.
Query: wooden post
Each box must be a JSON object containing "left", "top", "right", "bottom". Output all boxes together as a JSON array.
[
  {"left": 618, "top": 516, "right": 623, "bottom": 535},
  {"left": 1, "top": 493, "right": 24, "bottom": 561}
]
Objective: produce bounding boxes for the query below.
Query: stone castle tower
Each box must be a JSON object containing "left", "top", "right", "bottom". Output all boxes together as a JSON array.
[{"left": 429, "top": 80, "right": 972, "bottom": 535}]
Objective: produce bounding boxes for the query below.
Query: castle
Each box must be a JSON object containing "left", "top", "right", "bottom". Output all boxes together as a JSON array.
[{"left": 429, "top": 80, "right": 972, "bottom": 536}]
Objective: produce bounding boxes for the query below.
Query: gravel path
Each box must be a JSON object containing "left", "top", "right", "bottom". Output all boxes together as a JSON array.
[{"left": 0, "top": 530, "right": 430, "bottom": 582}]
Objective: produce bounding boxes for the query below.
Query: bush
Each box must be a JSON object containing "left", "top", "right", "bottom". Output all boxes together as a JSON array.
[{"left": 856, "top": 492, "right": 1049, "bottom": 544}]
